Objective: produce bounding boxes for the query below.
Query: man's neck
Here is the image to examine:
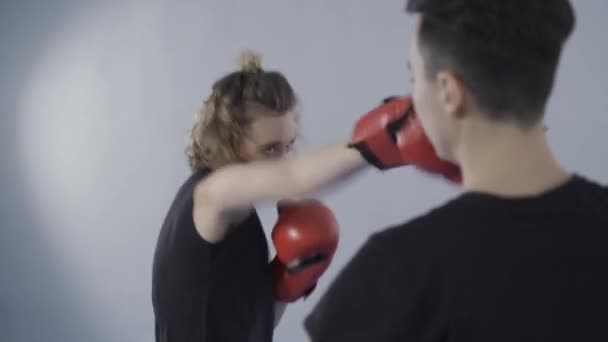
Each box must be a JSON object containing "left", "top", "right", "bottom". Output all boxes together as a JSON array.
[{"left": 456, "top": 122, "right": 570, "bottom": 197}]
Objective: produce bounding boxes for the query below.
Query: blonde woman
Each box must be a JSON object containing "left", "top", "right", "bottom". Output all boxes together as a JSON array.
[{"left": 151, "top": 51, "right": 457, "bottom": 342}]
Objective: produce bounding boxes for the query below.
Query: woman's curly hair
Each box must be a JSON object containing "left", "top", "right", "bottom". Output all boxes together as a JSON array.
[{"left": 185, "top": 50, "right": 297, "bottom": 171}]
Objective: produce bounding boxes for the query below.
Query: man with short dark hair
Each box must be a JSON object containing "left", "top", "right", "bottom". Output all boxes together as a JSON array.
[{"left": 304, "top": 1, "right": 608, "bottom": 341}]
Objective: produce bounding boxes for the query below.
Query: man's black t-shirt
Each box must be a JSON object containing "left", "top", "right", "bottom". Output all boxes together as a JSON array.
[
  {"left": 305, "top": 175, "right": 608, "bottom": 341},
  {"left": 152, "top": 171, "right": 274, "bottom": 342}
]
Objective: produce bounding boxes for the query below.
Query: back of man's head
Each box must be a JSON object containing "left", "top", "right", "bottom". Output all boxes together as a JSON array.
[{"left": 406, "top": 0, "right": 575, "bottom": 127}]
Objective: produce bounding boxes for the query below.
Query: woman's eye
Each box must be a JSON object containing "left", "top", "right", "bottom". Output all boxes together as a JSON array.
[{"left": 263, "top": 146, "right": 279, "bottom": 156}]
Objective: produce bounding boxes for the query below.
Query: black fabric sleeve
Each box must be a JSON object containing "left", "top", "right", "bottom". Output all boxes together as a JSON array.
[{"left": 303, "top": 228, "right": 439, "bottom": 342}]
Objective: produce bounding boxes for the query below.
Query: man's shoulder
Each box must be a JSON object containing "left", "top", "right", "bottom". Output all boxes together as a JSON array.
[
  {"left": 367, "top": 194, "right": 478, "bottom": 256},
  {"left": 380, "top": 193, "right": 476, "bottom": 235},
  {"left": 575, "top": 174, "right": 608, "bottom": 198}
]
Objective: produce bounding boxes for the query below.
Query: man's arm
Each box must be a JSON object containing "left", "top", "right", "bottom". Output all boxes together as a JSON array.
[{"left": 303, "top": 227, "right": 435, "bottom": 342}]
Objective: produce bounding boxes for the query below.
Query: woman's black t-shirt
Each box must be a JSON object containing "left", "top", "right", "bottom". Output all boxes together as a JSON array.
[{"left": 152, "top": 170, "right": 274, "bottom": 342}]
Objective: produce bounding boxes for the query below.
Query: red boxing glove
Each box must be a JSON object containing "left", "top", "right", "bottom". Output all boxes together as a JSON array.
[
  {"left": 349, "top": 96, "right": 411, "bottom": 169},
  {"left": 350, "top": 96, "right": 462, "bottom": 183},
  {"left": 271, "top": 199, "right": 339, "bottom": 302}
]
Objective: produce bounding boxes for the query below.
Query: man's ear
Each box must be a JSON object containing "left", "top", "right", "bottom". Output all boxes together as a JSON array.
[{"left": 437, "top": 71, "right": 465, "bottom": 119}]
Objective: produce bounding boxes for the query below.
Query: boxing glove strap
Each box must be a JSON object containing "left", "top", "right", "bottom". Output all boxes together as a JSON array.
[
  {"left": 286, "top": 253, "right": 328, "bottom": 275},
  {"left": 388, "top": 104, "right": 416, "bottom": 137},
  {"left": 348, "top": 141, "right": 387, "bottom": 170},
  {"left": 385, "top": 114, "right": 408, "bottom": 142},
  {"left": 348, "top": 106, "right": 413, "bottom": 170}
]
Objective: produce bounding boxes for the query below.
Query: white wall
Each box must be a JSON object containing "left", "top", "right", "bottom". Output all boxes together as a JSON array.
[{"left": 1, "top": 0, "right": 607, "bottom": 341}]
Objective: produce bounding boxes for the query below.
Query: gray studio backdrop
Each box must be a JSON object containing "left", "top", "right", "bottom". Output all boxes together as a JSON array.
[{"left": 1, "top": 0, "right": 607, "bottom": 341}]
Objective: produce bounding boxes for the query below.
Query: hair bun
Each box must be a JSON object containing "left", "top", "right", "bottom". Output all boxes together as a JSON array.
[{"left": 237, "top": 50, "right": 263, "bottom": 73}]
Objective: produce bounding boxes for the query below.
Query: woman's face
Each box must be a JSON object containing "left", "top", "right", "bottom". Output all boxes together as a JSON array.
[{"left": 240, "top": 106, "right": 298, "bottom": 162}]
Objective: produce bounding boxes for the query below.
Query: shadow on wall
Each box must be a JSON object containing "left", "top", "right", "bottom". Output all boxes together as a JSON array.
[{"left": 0, "top": 1, "right": 112, "bottom": 341}]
